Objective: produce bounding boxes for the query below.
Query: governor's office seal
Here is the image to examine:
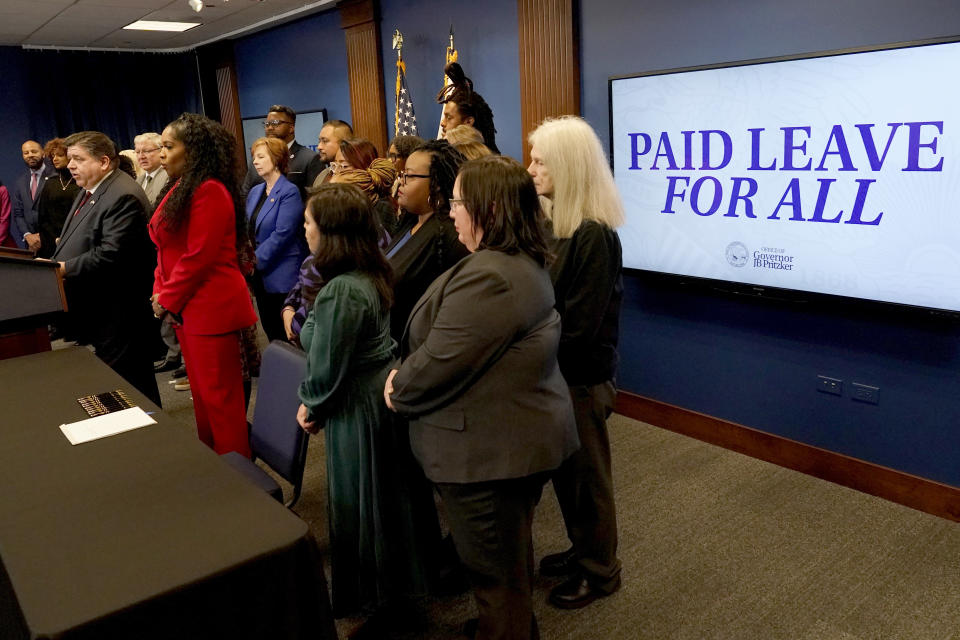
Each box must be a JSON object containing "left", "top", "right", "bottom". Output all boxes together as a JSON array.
[{"left": 725, "top": 241, "right": 748, "bottom": 267}]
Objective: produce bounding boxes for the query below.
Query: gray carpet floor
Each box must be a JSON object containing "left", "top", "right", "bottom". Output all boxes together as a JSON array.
[{"left": 153, "top": 368, "right": 959, "bottom": 640}]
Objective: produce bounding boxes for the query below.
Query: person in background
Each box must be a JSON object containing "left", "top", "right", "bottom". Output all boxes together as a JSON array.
[
  {"left": 13, "top": 139, "right": 54, "bottom": 251},
  {"left": 386, "top": 134, "right": 425, "bottom": 219},
  {"left": 117, "top": 154, "right": 138, "bottom": 180},
  {"left": 452, "top": 141, "right": 492, "bottom": 161},
  {"left": 333, "top": 138, "right": 399, "bottom": 239},
  {"left": 387, "top": 134, "right": 424, "bottom": 175},
  {"left": 386, "top": 139, "right": 469, "bottom": 342},
  {"left": 443, "top": 124, "right": 484, "bottom": 146},
  {"left": 436, "top": 63, "right": 500, "bottom": 154},
  {"left": 134, "top": 132, "right": 169, "bottom": 207},
  {"left": 34, "top": 138, "right": 82, "bottom": 259},
  {"left": 245, "top": 136, "right": 307, "bottom": 343},
  {"left": 305, "top": 119, "right": 353, "bottom": 188},
  {"left": 150, "top": 113, "right": 257, "bottom": 457},
  {"left": 119, "top": 149, "right": 142, "bottom": 181},
  {"left": 242, "top": 105, "right": 316, "bottom": 200},
  {"left": 0, "top": 179, "right": 14, "bottom": 247},
  {"left": 385, "top": 155, "right": 578, "bottom": 640},
  {"left": 297, "top": 183, "right": 435, "bottom": 632},
  {"left": 528, "top": 115, "right": 625, "bottom": 609}
]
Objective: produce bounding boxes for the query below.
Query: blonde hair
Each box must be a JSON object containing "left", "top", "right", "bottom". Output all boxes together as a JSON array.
[
  {"left": 453, "top": 141, "right": 492, "bottom": 161},
  {"left": 528, "top": 115, "right": 624, "bottom": 239},
  {"left": 119, "top": 149, "right": 143, "bottom": 178},
  {"left": 444, "top": 124, "right": 484, "bottom": 146}
]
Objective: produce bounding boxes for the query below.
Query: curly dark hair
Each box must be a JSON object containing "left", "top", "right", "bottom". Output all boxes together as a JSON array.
[
  {"left": 305, "top": 183, "right": 393, "bottom": 309},
  {"left": 158, "top": 113, "right": 247, "bottom": 248},
  {"left": 410, "top": 139, "right": 464, "bottom": 219},
  {"left": 436, "top": 62, "right": 499, "bottom": 154}
]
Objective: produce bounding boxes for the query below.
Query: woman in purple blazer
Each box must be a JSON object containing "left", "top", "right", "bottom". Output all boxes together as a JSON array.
[{"left": 245, "top": 136, "right": 307, "bottom": 342}]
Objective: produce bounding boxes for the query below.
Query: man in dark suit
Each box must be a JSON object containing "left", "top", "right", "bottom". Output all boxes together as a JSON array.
[
  {"left": 241, "top": 104, "right": 316, "bottom": 200},
  {"left": 12, "top": 139, "right": 54, "bottom": 250},
  {"left": 51, "top": 131, "right": 160, "bottom": 407}
]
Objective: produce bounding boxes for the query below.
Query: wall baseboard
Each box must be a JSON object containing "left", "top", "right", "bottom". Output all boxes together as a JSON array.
[{"left": 615, "top": 391, "right": 960, "bottom": 522}]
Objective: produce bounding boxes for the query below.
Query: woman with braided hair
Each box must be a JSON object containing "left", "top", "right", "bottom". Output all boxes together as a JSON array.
[
  {"left": 436, "top": 62, "right": 500, "bottom": 154},
  {"left": 331, "top": 159, "right": 397, "bottom": 243},
  {"left": 386, "top": 139, "right": 469, "bottom": 342},
  {"left": 150, "top": 113, "right": 257, "bottom": 456}
]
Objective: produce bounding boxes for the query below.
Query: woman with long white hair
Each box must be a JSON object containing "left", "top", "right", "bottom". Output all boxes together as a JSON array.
[{"left": 527, "top": 115, "right": 625, "bottom": 610}]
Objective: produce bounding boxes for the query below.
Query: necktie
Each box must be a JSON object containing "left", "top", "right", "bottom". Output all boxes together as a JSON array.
[
  {"left": 73, "top": 191, "right": 93, "bottom": 216},
  {"left": 144, "top": 174, "right": 152, "bottom": 190},
  {"left": 30, "top": 172, "right": 38, "bottom": 199}
]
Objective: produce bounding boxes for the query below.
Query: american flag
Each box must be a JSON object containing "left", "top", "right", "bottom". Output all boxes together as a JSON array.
[{"left": 395, "top": 57, "right": 419, "bottom": 136}]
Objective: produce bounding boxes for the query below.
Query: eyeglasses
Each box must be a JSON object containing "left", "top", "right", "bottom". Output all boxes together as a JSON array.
[
  {"left": 398, "top": 171, "right": 430, "bottom": 184},
  {"left": 135, "top": 148, "right": 161, "bottom": 156},
  {"left": 262, "top": 119, "right": 293, "bottom": 128},
  {"left": 449, "top": 198, "right": 465, "bottom": 210}
]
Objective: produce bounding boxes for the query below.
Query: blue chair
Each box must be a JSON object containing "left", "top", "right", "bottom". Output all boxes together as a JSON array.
[{"left": 222, "top": 341, "right": 310, "bottom": 508}]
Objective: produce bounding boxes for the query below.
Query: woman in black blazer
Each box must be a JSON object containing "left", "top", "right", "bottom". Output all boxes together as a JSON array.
[
  {"left": 385, "top": 139, "right": 468, "bottom": 341},
  {"left": 386, "top": 155, "right": 578, "bottom": 640},
  {"left": 528, "top": 115, "right": 626, "bottom": 609}
]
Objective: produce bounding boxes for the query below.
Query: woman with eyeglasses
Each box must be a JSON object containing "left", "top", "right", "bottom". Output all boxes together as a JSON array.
[
  {"left": 245, "top": 136, "right": 307, "bottom": 343},
  {"left": 385, "top": 155, "right": 578, "bottom": 640},
  {"left": 386, "top": 139, "right": 469, "bottom": 342}
]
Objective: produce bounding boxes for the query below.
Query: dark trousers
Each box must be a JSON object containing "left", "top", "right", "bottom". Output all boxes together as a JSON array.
[
  {"left": 437, "top": 474, "right": 547, "bottom": 640},
  {"left": 551, "top": 381, "right": 621, "bottom": 584},
  {"left": 252, "top": 273, "right": 288, "bottom": 343}
]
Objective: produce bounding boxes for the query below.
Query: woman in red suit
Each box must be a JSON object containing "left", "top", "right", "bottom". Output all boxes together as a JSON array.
[{"left": 150, "top": 113, "right": 257, "bottom": 457}]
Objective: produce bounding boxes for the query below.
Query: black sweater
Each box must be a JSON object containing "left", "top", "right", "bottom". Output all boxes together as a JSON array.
[{"left": 548, "top": 220, "right": 623, "bottom": 386}]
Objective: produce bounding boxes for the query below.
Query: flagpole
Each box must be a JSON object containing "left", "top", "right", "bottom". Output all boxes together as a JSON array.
[
  {"left": 438, "top": 23, "right": 457, "bottom": 139},
  {"left": 393, "top": 30, "right": 404, "bottom": 138}
]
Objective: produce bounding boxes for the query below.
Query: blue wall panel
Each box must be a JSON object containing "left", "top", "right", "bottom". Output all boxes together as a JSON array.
[
  {"left": 378, "top": 0, "right": 522, "bottom": 161},
  {"left": 233, "top": 10, "right": 351, "bottom": 132},
  {"left": 582, "top": 0, "right": 960, "bottom": 486}
]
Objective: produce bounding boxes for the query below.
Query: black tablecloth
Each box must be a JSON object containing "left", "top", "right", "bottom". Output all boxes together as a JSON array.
[{"left": 0, "top": 348, "right": 336, "bottom": 639}]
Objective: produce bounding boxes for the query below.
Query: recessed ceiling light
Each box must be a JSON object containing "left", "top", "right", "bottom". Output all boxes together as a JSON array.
[{"left": 123, "top": 20, "right": 201, "bottom": 32}]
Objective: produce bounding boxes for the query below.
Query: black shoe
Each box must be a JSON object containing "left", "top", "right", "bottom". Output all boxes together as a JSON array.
[
  {"left": 548, "top": 573, "right": 621, "bottom": 610},
  {"left": 170, "top": 365, "right": 188, "bottom": 379},
  {"left": 154, "top": 358, "right": 181, "bottom": 373},
  {"left": 539, "top": 548, "right": 577, "bottom": 577}
]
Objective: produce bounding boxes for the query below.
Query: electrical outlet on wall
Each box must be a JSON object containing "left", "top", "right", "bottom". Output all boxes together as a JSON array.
[
  {"left": 817, "top": 375, "right": 843, "bottom": 396},
  {"left": 852, "top": 383, "right": 879, "bottom": 405}
]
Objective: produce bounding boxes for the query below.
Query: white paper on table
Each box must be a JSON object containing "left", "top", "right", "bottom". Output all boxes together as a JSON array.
[{"left": 59, "top": 407, "right": 157, "bottom": 445}]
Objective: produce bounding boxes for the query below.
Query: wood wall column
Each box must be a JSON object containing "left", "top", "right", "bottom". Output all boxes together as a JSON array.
[
  {"left": 197, "top": 42, "right": 247, "bottom": 171},
  {"left": 339, "top": 0, "right": 388, "bottom": 155},
  {"left": 517, "top": 0, "right": 579, "bottom": 164}
]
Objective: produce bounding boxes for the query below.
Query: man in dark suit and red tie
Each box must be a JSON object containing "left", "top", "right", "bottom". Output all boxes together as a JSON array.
[
  {"left": 12, "top": 139, "right": 54, "bottom": 250},
  {"left": 51, "top": 131, "right": 160, "bottom": 407}
]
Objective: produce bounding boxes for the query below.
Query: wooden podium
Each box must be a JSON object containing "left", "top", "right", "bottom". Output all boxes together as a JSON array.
[{"left": 0, "top": 247, "right": 67, "bottom": 360}]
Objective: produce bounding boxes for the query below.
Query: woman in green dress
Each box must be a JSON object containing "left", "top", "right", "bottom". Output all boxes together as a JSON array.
[{"left": 295, "top": 183, "right": 435, "bottom": 625}]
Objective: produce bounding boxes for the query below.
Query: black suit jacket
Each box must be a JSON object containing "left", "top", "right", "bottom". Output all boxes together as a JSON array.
[
  {"left": 390, "top": 249, "right": 579, "bottom": 484},
  {"left": 241, "top": 140, "right": 316, "bottom": 201},
  {"left": 12, "top": 165, "right": 54, "bottom": 247},
  {"left": 51, "top": 170, "right": 155, "bottom": 360}
]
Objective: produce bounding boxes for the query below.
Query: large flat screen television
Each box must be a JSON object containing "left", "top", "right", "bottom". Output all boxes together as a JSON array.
[{"left": 610, "top": 38, "right": 960, "bottom": 313}]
